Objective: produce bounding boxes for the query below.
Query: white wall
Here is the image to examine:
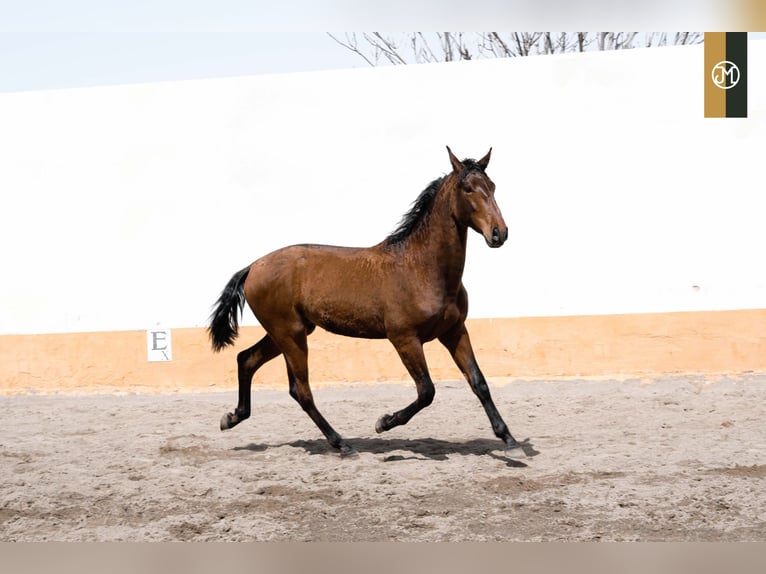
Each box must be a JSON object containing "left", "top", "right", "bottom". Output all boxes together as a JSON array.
[{"left": 1, "top": 42, "right": 765, "bottom": 335}]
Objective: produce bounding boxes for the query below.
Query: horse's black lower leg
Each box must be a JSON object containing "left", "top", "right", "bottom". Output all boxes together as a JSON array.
[
  {"left": 466, "top": 364, "right": 524, "bottom": 453},
  {"left": 376, "top": 337, "right": 435, "bottom": 433},
  {"left": 220, "top": 335, "right": 281, "bottom": 430},
  {"left": 287, "top": 371, "right": 357, "bottom": 458},
  {"left": 440, "top": 325, "right": 525, "bottom": 458},
  {"left": 280, "top": 329, "right": 356, "bottom": 458},
  {"left": 375, "top": 377, "right": 434, "bottom": 433}
]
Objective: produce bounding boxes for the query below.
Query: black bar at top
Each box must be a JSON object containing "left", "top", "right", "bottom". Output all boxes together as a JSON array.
[{"left": 726, "top": 32, "right": 748, "bottom": 118}]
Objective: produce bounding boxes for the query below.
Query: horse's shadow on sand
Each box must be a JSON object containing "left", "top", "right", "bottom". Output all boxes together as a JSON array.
[{"left": 234, "top": 437, "right": 538, "bottom": 468}]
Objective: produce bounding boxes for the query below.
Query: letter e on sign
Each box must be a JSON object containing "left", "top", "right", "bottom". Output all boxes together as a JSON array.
[{"left": 147, "top": 329, "right": 172, "bottom": 362}]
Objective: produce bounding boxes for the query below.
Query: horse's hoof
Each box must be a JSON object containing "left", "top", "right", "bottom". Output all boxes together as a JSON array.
[
  {"left": 339, "top": 445, "right": 358, "bottom": 459},
  {"left": 505, "top": 445, "right": 527, "bottom": 459},
  {"left": 375, "top": 415, "right": 389, "bottom": 434},
  {"left": 220, "top": 413, "right": 234, "bottom": 431}
]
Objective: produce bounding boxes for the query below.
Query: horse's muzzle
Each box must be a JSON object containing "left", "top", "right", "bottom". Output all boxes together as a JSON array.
[{"left": 487, "top": 226, "right": 508, "bottom": 248}]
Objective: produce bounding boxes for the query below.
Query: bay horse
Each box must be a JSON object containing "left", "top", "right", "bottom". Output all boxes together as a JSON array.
[{"left": 208, "top": 147, "right": 525, "bottom": 458}]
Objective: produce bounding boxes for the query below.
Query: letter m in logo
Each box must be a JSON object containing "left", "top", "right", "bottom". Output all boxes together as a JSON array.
[{"left": 712, "top": 61, "right": 740, "bottom": 90}]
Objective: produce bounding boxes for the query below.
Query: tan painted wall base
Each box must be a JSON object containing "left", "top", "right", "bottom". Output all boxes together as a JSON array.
[{"left": 2, "top": 309, "right": 765, "bottom": 395}]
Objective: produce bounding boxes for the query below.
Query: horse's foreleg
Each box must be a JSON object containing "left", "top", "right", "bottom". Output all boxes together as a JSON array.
[
  {"left": 439, "top": 325, "right": 526, "bottom": 458},
  {"left": 220, "top": 335, "right": 281, "bottom": 430},
  {"left": 376, "top": 337, "right": 435, "bottom": 433}
]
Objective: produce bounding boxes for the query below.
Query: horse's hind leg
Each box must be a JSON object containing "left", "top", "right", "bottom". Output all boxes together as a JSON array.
[
  {"left": 220, "top": 335, "right": 281, "bottom": 430},
  {"left": 277, "top": 327, "right": 357, "bottom": 458}
]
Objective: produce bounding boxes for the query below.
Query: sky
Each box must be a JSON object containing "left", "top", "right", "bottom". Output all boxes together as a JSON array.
[
  {"left": 0, "top": 1, "right": 402, "bottom": 92},
  {"left": 0, "top": 32, "right": 364, "bottom": 92}
]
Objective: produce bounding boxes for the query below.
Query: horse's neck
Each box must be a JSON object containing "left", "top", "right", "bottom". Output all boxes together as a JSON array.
[{"left": 410, "top": 191, "right": 468, "bottom": 294}]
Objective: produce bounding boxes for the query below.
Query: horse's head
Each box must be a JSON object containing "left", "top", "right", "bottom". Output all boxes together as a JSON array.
[{"left": 447, "top": 146, "right": 508, "bottom": 248}]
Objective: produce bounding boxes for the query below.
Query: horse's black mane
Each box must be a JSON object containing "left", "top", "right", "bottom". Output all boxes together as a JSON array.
[
  {"left": 383, "top": 159, "right": 485, "bottom": 246},
  {"left": 384, "top": 177, "right": 442, "bottom": 246}
]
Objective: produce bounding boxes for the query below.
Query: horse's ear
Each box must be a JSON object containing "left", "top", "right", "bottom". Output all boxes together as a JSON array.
[
  {"left": 477, "top": 148, "right": 492, "bottom": 171},
  {"left": 447, "top": 146, "right": 463, "bottom": 173}
]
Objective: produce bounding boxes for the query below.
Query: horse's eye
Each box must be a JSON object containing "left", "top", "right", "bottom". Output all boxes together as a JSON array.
[{"left": 462, "top": 184, "right": 474, "bottom": 194}]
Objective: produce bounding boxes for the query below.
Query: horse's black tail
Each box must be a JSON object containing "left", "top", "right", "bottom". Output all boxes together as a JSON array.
[{"left": 208, "top": 266, "right": 250, "bottom": 352}]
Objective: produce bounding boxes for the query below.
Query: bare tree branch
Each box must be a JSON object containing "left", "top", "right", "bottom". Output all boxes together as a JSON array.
[
  {"left": 330, "top": 32, "right": 704, "bottom": 67},
  {"left": 489, "top": 32, "right": 513, "bottom": 57},
  {"left": 369, "top": 32, "right": 408, "bottom": 65},
  {"left": 415, "top": 32, "right": 439, "bottom": 63},
  {"left": 543, "top": 32, "right": 553, "bottom": 55},
  {"left": 440, "top": 32, "right": 454, "bottom": 62},
  {"left": 326, "top": 33, "right": 378, "bottom": 67}
]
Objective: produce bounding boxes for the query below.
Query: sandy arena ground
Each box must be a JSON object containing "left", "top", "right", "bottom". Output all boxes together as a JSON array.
[{"left": 1, "top": 374, "right": 765, "bottom": 541}]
